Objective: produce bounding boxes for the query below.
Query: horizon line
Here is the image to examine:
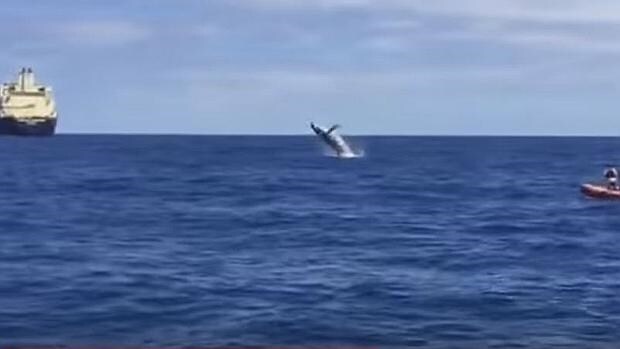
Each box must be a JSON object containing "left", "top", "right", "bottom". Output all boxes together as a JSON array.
[{"left": 50, "top": 132, "right": 620, "bottom": 138}]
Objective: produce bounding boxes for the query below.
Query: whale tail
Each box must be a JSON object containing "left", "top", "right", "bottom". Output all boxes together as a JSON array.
[{"left": 310, "top": 122, "right": 340, "bottom": 135}]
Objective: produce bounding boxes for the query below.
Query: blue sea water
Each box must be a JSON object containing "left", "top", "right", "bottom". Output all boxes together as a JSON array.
[{"left": 1, "top": 135, "right": 620, "bottom": 348}]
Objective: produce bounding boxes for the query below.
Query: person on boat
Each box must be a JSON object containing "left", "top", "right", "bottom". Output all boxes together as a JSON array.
[{"left": 604, "top": 167, "right": 619, "bottom": 190}]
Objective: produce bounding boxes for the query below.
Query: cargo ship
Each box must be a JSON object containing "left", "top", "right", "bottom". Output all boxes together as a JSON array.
[{"left": 0, "top": 68, "right": 57, "bottom": 136}]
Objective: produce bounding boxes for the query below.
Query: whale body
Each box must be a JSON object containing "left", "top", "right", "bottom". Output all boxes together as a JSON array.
[{"left": 310, "top": 122, "right": 355, "bottom": 158}]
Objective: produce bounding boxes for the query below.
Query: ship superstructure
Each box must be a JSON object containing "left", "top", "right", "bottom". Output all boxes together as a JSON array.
[{"left": 0, "top": 68, "right": 57, "bottom": 136}]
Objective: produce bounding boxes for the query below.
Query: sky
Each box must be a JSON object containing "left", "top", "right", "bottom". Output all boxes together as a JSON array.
[{"left": 2, "top": 0, "right": 620, "bottom": 135}]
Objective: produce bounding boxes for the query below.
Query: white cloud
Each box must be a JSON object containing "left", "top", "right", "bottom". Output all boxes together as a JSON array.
[
  {"left": 358, "top": 35, "right": 411, "bottom": 52},
  {"left": 247, "top": 0, "right": 620, "bottom": 23},
  {"left": 433, "top": 20, "right": 620, "bottom": 53},
  {"left": 240, "top": 0, "right": 620, "bottom": 56},
  {"left": 384, "top": 0, "right": 620, "bottom": 23},
  {"left": 415, "top": 0, "right": 620, "bottom": 23},
  {"left": 246, "top": 0, "right": 372, "bottom": 10},
  {"left": 373, "top": 19, "right": 423, "bottom": 31},
  {"left": 53, "top": 21, "right": 151, "bottom": 46}
]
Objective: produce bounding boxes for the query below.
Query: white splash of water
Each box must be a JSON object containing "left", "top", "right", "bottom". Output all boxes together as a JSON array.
[
  {"left": 325, "top": 151, "right": 364, "bottom": 159},
  {"left": 323, "top": 137, "right": 365, "bottom": 159}
]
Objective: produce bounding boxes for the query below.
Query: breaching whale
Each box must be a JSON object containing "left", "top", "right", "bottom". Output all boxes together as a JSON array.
[{"left": 310, "top": 122, "right": 355, "bottom": 158}]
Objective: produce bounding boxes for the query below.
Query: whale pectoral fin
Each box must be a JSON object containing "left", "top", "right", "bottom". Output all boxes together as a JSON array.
[{"left": 326, "top": 124, "right": 341, "bottom": 134}]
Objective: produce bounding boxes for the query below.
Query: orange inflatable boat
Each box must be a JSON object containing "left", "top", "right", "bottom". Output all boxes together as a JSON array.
[{"left": 581, "top": 183, "right": 620, "bottom": 199}]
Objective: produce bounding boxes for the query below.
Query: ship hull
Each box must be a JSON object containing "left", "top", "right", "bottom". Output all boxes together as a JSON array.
[{"left": 0, "top": 117, "right": 56, "bottom": 136}]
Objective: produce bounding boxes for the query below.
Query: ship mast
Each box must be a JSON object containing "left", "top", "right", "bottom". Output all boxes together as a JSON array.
[{"left": 18, "top": 68, "right": 36, "bottom": 92}]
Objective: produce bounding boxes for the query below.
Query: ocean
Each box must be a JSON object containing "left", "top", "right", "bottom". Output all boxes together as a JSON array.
[{"left": 1, "top": 135, "right": 619, "bottom": 348}]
